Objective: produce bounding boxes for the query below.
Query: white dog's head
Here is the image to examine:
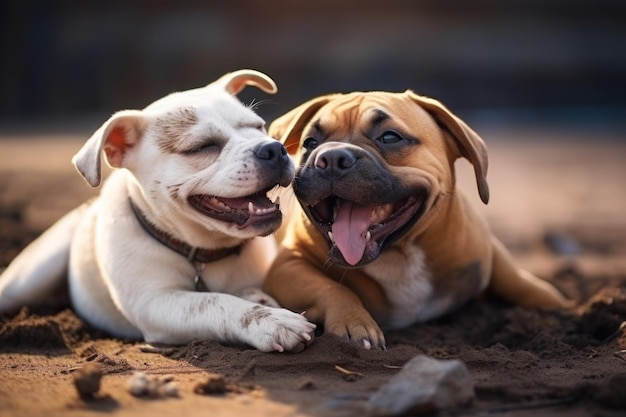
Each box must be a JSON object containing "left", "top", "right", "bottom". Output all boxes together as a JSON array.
[{"left": 72, "top": 69, "right": 294, "bottom": 242}]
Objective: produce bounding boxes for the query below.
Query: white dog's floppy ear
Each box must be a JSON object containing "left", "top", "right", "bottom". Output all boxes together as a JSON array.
[
  {"left": 407, "top": 91, "right": 490, "bottom": 205},
  {"left": 72, "top": 110, "right": 146, "bottom": 188},
  {"left": 268, "top": 95, "right": 338, "bottom": 155},
  {"left": 215, "top": 69, "right": 278, "bottom": 95}
]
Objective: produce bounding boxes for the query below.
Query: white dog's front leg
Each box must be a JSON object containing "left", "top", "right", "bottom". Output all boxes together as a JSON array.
[
  {"left": 238, "top": 287, "right": 280, "bottom": 307},
  {"left": 130, "top": 291, "right": 315, "bottom": 352}
]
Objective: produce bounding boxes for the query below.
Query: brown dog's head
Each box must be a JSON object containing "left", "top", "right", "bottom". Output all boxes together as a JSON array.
[{"left": 270, "top": 91, "right": 489, "bottom": 267}]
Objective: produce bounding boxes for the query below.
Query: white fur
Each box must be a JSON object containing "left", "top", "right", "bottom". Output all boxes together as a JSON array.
[
  {"left": 364, "top": 245, "right": 454, "bottom": 329},
  {"left": 0, "top": 70, "right": 315, "bottom": 352}
]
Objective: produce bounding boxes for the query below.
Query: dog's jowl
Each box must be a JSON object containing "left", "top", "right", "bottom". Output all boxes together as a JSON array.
[
  {"left": 264, "top": 91, "right": 570, "bottom": 350},
  {"left": 0, "top": 70, "right": 315, "bottom": 352}
]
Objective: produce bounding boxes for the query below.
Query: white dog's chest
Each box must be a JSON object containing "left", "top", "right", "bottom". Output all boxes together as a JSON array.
[{"left": 363, "top": 246, "right": 455, "bottom": 329}]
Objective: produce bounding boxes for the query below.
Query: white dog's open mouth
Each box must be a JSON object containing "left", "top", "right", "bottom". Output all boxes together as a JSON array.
[{"left": 188, "top": 192, "right": 281, "bottom": 229}]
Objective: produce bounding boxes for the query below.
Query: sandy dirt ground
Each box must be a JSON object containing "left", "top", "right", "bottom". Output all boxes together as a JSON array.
[{"left": 1, "top": 127, "right": 626, "bottom": 417}]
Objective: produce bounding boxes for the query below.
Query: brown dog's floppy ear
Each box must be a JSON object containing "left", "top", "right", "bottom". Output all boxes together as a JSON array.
[
  {"left": 269, "top": 95, "right": 338, "bottom": 155},
  {"left": 215, "top": 69, "right": 278, "bottom": 95},
  {"left": 407, "top": 91, "right": 490, "bottom": 204},
  {"left": 72, "top": 110, "right": 146, "bottom": 188}
]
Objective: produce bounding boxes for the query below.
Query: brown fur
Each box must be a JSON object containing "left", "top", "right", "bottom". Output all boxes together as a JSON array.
[{"left": 264, "top": 91, "right": 570, "bottom": 349}]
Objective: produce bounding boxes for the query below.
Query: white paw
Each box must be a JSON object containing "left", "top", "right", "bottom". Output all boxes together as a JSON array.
[
  {"left": 240, "top": 305, "right": 316, "bottom": 353},
  {"left": 238, "top": 287, "right": 280, "bottom": 308}
]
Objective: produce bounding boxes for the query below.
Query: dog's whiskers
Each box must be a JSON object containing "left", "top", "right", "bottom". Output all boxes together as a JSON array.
[
  {"left": 322, "top": 256, "right": 334, "bottom": 273},
  {"left": 336, "top": 269, "right": 349, "bottom": 286},
  {"left": 247, "top": 99, "right": 276, "bottom": 111}
]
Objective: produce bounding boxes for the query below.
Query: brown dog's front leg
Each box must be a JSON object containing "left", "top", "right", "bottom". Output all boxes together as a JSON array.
[
  {"left": 321, "top": 287, "right": 386, "bottom": 350},
  {"left": 264, "top": 249, "right": 386, "bottom": 349}
]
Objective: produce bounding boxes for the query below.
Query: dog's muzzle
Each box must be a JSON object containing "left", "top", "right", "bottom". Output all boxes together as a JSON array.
[
  {"left": 188, "top": 141, "right": 293, "bottom": 235},
  {"left": 296, "top": 146, "right": 431, "bottom": 267}
]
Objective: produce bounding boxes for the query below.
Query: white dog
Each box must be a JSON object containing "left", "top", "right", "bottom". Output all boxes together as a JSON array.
[{"left": 0, "top": 69, "right": 315, "bottom": 352}]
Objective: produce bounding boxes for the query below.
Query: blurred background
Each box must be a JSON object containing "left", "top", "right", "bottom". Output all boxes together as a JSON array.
[
  {"left": 1, "top": 0, "right": 625, "bottom": 265},
  {"left": 1, "top": 0, "right": 625, "bottom": 134}
]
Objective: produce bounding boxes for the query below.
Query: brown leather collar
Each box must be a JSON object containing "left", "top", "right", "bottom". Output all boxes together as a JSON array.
[{"left": 129, "top": 198, "right": 244, "bottom": 264}]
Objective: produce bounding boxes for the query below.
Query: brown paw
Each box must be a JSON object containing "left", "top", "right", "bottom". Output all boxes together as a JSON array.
[{"left": 324, "top": 307, "right": 386, "bottom": 350}]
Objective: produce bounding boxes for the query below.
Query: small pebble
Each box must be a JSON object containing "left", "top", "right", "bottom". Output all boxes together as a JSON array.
[
  {"left": 128, "top": 372, "right": 150, "bottom": 397},
  {"left": 193, "top": 373, "right": 227, "bottom": 395},
  {"left": 128, "top": 371, "right": 178, "bottom": 398},
  {"left": 543, "top": 231, "right": 582, "bottom": 256},
  {"left": 159, "top": 381, "right": 180, "bottom": 398},
  {"left": 73, "top": 363, "right": 103, "bottom": 399}
]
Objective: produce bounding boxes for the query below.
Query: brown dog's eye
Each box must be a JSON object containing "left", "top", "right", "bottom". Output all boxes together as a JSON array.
[
  {"left": 378, "top": 131, "right": 403, "bottom": 145},
  {"left": 303, "top": 137, "right": 318, "bottom": 151}
]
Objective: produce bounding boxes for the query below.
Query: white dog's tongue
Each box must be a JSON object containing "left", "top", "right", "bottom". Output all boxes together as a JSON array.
[{"left": 332, "top": 200, "right": 372, "bottom": 266}]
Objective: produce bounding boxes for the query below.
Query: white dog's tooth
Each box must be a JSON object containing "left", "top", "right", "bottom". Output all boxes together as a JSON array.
[
  {"left": 210, "top": 197, "right": 229, "bottom": 210},
  {"left": 328, "top": 231, "right": 334, "bottom": 242},
  {"left": 365, "top": 231, "right": 372, "bottom": 242},
  {"left": 248, "top": 202, "right": 254, "bottom": 213}
]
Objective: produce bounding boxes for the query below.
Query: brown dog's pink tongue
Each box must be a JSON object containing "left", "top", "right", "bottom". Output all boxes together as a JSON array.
[{"left": 332, "top": 200, "right": 371, "bottom": 266}]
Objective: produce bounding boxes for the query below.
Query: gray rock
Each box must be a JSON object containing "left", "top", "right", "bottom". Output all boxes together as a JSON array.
[
  {"left": 543, "top": 230, "right": 582, "bottom": 256},
  {"left": 368, "top": 355, "right": 474, "bottom": 415}
]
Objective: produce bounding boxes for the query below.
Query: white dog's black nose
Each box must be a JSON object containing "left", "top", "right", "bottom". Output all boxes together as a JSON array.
[
  {"left": 254, "top": 142, "right": 289, "bottom": 168},
  {"left": 314, "top": 148, "right": 357, "bottom": 177}
]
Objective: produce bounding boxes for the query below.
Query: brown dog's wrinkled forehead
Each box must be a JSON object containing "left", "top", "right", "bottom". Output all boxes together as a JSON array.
[
  {"left": 309, "top": 91, "right": 441, "bottom": 137},
  {"left": 271, "top": 91, "right": 441, "bottom": 147},
  {"left": 270, "top": 90, "right": 490, "bottom": 204}
]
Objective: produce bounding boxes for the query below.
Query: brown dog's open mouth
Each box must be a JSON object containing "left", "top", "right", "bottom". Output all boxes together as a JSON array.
[
  {"left": 189, "top": 191, "right": 281, "bottom": 229},
  {"left": 304, "top": 190, "right": 428, "bottom": 267}
]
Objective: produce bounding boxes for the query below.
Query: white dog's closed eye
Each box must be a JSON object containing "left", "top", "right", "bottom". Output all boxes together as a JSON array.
[{"left": 0, "top": 69, "right": 315, "bottom": 353}]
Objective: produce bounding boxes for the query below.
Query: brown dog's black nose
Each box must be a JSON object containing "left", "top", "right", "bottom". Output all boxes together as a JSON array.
[
  {"left": 254, "top": 141, "right": 289, "bottom": 168},
  {"left": 315, "top": 148, "right": 357, "bottom": 177}
]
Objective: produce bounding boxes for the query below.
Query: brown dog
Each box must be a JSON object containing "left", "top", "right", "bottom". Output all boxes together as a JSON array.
[{"left": 264, "top": 91, "right": 570, "bottom": 349}]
